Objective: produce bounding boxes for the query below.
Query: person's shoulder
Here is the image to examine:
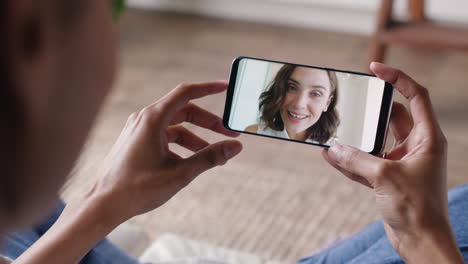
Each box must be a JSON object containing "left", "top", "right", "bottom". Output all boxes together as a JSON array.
[{"left": 245, "top": 124, "right": 259, "bottom": 133}]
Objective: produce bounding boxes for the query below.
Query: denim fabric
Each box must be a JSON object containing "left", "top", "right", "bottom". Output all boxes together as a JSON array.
[
  {"left": 3, "top": 185, "right": 468, "bottom": 264},
  {"left": 298, "top": 184, "right": 468, "bottom": 264},
  {"left": 1, "top": 201, "right": 139, "bottom": 264}
]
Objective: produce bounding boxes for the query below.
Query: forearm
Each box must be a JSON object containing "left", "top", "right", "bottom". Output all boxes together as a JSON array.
[
  {"left": 401, "top": 225, "right": 464, "bottom": 264},
  {"left": 13, "top": 186, "right": 122, "bottom": 264}
]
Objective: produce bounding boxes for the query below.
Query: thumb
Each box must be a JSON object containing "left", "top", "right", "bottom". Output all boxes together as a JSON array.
[
  {"left": 182, "top": 140, "right": 242, "bottom": 180},
  {"left": 328, "top": 144, "right": 386, "bottom": 183}
]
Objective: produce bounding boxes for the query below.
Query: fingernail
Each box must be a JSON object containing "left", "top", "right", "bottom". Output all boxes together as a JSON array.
[
  {"left": 223, "top": 127, "right": 240, "bottom": 137},
  {"left": 223, "top": 141, "right": 242, "bottom": 160},
  {"left": 370, "top": 61, "right": 379, "bottom": 70},
  {"left": 328, "top": 144, "right": 343, "bottom": 162}
]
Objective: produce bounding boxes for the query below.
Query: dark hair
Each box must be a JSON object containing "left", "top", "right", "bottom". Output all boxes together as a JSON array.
[
  {"left": 0, "top": 0, "right": 86, "bottom": 146},
  {"left": 1, "top": 1, "right": 24, "bottom": 212},
  {"left": 52, "top": 1, "right": 89, "bottom": 27},
  {"left": 0, "top": 1, "right": 87, "bottom": 212},
  {"left": 258, "top": 65, "right": 340, "bottom": 143}
]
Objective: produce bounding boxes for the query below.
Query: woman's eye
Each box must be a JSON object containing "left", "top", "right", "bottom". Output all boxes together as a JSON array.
[
  {"left": 288, "top": 85, "right": 298, "bottom": 91},
  {"left": 310, "top": 92, "right": 322, "bottom": 97}
]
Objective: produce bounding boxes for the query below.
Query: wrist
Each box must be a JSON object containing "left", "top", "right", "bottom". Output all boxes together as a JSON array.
[
  {"left": 399, "top": 224, "right": 464, "bottom": 264},
  {"left": 65, "top": 182, "right": 127, "bottom": 233},
  {"left": 13, "top": 183, "right": 128, "bottom": 264}
]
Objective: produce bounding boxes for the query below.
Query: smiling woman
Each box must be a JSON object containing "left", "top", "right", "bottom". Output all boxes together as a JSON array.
[{"left": 245, "top": 64, "right": 340, "bottom": 144}]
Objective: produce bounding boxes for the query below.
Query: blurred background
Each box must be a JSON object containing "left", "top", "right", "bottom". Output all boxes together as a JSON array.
[{"left": 62, "top": 0, "right": 468, "bottom": 263}]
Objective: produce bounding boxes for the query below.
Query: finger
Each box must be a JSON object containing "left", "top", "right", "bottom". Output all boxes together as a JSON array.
[
  {"left": 389, "top": 102, "right": 413, "bottom": 144},
  {"left": 181, "top": 140, "right": 242, "bottom": 181},
  {"left": 322, "top": 149, "right": 373, "bottom": 188},
  {"left": 385, "top": 143, "right": 409, "bottom": 161},
  {"left": 370, "top": 62, "right": 437, "bottom": 129},
  {"left": 327, "top": 143, "right": 388, "bottom": 185},
  {"left": 170, "top": 103, "right": 240, "bottom": 137},
  {"left": 166, "top": 125, "right": 209, "bottom": 152},
  {"left": 153, "top": 81, "right": 228, "bottom": 126},
  {"left": 169, "top": 150, "right": 183, "bottom": 160}
]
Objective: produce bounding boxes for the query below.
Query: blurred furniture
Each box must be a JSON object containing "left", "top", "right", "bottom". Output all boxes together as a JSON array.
[{"left": 369, "top": 0, "right": 468, "bottom": 64}]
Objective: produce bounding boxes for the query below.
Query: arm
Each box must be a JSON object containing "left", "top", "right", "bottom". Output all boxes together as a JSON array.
[
  {"left": 401, "top": 224, "right": 464, "bottom": 264},
  {"left": 323, "top": 63, "right": 464, "bottom": 264},
  {"left": 13, "top": 189, "right": 120, "bottom": 264},
  {"left": 13, "top": 81, "right": 242, "bottom": 264}
]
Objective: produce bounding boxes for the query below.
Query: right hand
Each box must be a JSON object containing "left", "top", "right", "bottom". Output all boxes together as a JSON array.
[
  {"left": 322, "top": 63, "right": 463, "bottom": 263},
  {"left": 90, "top": 81, "right": 242, "bottom": 224},
  {"left": 13, "top": 81, "right": 242, "bottom": 264}
]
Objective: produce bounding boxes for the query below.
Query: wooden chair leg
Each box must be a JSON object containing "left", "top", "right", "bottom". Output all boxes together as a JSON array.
[
  {"left": 409, "top": 0, "right": 426, "bottom": 22},
  {"left": 368, "top": 36, "right": 387, "bottom": 65},
  {"left": 368, "top": 0, "right": 393, "bottom": 69},
  {"left": 376, "top": 0, "right": 394, "bottom": 30}
]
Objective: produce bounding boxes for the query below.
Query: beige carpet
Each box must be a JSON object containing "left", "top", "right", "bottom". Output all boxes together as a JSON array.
[{"left": 62, "top": 9, "right": 468, "bottom": 263}]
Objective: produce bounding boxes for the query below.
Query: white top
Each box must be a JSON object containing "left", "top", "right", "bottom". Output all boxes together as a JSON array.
[{"left": 256, "top": 121, "right": 336, "bottom": 145}]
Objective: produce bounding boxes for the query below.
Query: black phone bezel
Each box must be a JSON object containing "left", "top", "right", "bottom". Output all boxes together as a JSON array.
[{"left": 223, "top": 56, "right": 394, "bottom": 155}]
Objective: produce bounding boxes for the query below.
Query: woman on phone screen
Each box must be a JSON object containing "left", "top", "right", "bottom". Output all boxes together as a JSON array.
[{"left": 245, "top": 65, "right": 339, "bottom": 145}]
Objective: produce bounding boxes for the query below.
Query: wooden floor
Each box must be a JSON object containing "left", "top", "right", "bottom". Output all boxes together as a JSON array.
[{"left": 62, "top": 9, "right": 468, "bottom": 263}]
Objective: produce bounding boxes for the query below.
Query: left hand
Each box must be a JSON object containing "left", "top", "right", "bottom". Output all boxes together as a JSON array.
[
  {"left": 322, "top": 63, "right": 463, "bottom": 263},
  {"left": 91, "top": 81, "right": 242, "bottom": 223}
]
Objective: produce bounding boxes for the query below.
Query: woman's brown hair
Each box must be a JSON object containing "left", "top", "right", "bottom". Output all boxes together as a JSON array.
[{"left": 258, "top": 64, "right": 340, "bottom": 144}]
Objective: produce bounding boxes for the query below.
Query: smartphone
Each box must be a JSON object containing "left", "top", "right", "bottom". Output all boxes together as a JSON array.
[{"left": 223, "top": 56, "right": 394, "bottom": 155}]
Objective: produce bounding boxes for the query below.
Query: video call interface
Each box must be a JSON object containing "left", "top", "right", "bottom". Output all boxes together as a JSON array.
[{"left": 228, "top": 58, "right": 387, "bottom": 152}]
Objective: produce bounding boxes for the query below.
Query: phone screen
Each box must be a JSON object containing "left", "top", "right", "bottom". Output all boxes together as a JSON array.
[{"left": 223, "top": 57, "right": 393, "bottom": 154}]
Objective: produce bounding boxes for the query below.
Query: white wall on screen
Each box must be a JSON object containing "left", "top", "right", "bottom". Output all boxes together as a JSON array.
[
  {"left": 229, "top": 59, "right": 270, "bottom": 131},
  {"left": 335, "top": 74, "right": 368, "bottom": 149},
  {"left": 361, "top": 78, "right": 386, "bottom": 152}
]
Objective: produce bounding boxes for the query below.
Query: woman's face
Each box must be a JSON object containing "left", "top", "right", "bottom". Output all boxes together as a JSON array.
[{"left": 280, "top": 67, "right": 333, "bottom": 137}]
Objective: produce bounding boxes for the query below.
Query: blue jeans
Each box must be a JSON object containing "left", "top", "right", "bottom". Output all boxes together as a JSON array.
[
  {"left": 298, "top": 184, "right": 468, "bottom": 264},
  {"left": 2, "top": 185, "right": 468, "bottom": 264},
  {"left": 0, "top": 201, "right": 139, "bottom": 264}
]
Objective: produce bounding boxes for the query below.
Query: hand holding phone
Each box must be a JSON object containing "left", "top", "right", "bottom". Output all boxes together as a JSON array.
[
  {"left": 322, "top": 62, "right": 464, "bottom": 264},
  {"left": 223, "top": 57, "right": 394, "bottom": 154}
]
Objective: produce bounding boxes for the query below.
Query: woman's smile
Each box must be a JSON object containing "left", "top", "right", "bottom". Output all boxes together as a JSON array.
[{"left": 287, "top": 110, "right": 311, "bottom": 123}]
